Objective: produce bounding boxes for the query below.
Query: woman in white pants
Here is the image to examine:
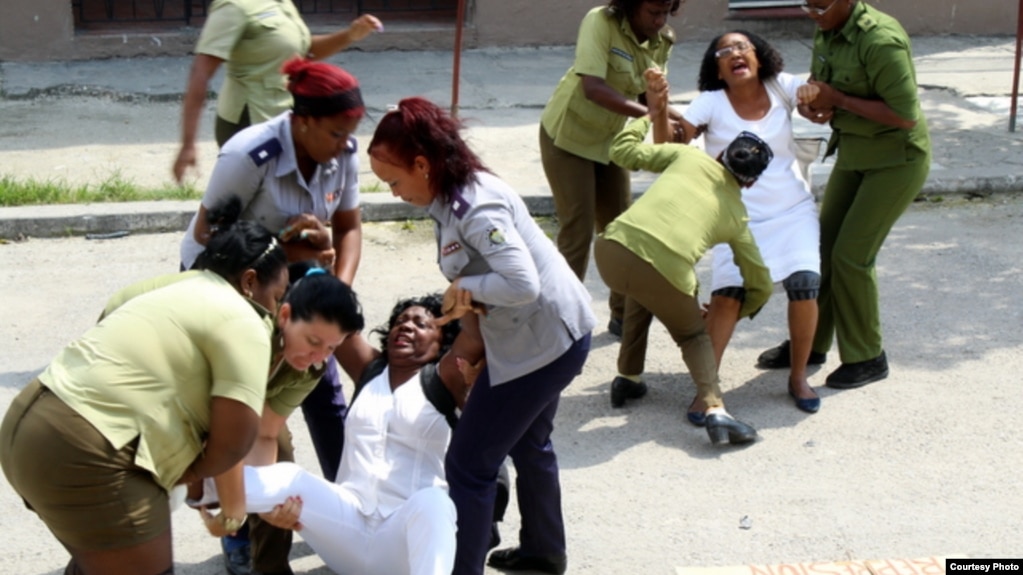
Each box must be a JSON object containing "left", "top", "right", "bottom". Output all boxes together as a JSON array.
[
  {"left": 193, "top": 294, "right": 485, "bottom": 575},
  {"left": 241, "top": 462, "right": 455, "bottom": 575}
]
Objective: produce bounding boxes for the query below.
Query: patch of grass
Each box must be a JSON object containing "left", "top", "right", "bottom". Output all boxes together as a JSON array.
[
  {"left": 0, "top": 173, "right": 201, "bottom": 207},
  {"left": 361, "top": 179, "right": 385, "bottom": 193}
]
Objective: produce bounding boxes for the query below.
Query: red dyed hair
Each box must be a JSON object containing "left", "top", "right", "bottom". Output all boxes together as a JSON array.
[
  {"left": 368, "top": 97, "right": 490, "bottom": 203},
  {"left": 282, "top": 58, "right": 363, "bottom": 117}
]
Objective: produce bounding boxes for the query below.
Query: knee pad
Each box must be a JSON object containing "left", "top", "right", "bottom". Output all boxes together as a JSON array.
[
  {"left": 783, "top": 271, "right": 820, "bottom": 301},
  {"left": 711, "top": 286, "right": 746, "bottom": 303}
]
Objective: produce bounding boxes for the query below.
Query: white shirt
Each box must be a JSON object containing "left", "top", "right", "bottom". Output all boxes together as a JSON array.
[
  {"left": 680, "top": 72, "right": 813, "bottom": 223},
  {"left": 337, "top": 366, "right": 451, "bottom": 518},
  {"left": 180, "top": 111, "right": 360, "bottom": 269}
]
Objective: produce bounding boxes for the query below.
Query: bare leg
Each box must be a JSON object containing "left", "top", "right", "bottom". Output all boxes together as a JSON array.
[
  {"left": 787, "top": 299, "right": 819, "bottom": 399},
  {"left": 690, "top": 294, "right": 741, "bottom": 414}
]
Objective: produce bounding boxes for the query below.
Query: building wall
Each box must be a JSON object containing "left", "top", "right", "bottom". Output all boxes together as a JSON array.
[
  {"left": 0, "top": 0, "right": 1018, "bottom": 62},
  {"left": 472, "top": 0, "right": 1019, "bottom": 46},
  {"left": 0, "top": 0, "right": 74, "bottom": 61}
]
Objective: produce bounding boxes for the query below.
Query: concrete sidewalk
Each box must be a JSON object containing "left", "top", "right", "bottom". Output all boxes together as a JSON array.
[{"left": 2, "top": 35, "right": 1022, "bottom": 238}]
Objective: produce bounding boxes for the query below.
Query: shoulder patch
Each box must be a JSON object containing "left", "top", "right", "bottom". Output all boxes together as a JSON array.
[
  {"left": 857, "top": 13, "right": 877, "bottom": 32},
  {"left": 248, "top": 138, "right": 283, "bottom": 167},
  {"left": 660, "top": 25, "right": 676, "bottom": 44},
  {"left": 345, "top": 136, "right": 358, "bottom": 154},
  {"left": 487, "top": 227, "right": 506, "bottom": 246}
]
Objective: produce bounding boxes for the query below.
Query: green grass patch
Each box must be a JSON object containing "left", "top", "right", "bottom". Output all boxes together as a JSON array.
[
  {"left": 0, "top": 173, "right": 201, "bottom": 207},
  {"left": 0, "top": 173, "right": 388, "bottom": 207}
]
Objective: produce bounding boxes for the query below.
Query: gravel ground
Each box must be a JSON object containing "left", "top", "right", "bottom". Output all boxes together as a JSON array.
[{"left": 1, "top": 194, "right": 1021, "bottom": 574}]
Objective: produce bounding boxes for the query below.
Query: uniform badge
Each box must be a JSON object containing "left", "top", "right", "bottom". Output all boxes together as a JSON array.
[
  {"left": 442, "top": 241, "right": 463, "bottom": 256},
  {"left": 325, "top": 189, "right": 339, "bottom": 203},
  {"left": 487, "top": 228, "right": 506, "bottom": 246}
]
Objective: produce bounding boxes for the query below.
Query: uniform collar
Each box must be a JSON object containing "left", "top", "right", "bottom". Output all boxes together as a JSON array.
[
  {"left": 272, "top": 112, "right": 340, "bottom": 181},
  {"left": 618, "top": 13, "right": 664, "bottom": 50},
  {"left": 831, "top": 0, "right": 869, "bottom": 43}
]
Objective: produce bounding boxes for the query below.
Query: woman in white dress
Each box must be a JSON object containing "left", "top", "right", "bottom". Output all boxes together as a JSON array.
[
  {"left": 670, "top": 30, "right": 823, "bottom": 418},
  {"left": 191, "top": 294, "right": 485, "bottom": 575}
]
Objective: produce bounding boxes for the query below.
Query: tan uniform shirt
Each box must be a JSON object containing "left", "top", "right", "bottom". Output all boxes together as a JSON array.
[
  {"left": 540, "top": 6, "right": 674, "bottom": 164},
  {"left": 42, "top": 271, "right": 270, "bottom": 491},
  {"left": 196, "top": 0, "right": 311, "bottom": 124}
]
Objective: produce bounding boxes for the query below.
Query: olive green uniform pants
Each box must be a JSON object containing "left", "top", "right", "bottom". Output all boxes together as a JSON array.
[
  {"left": 595, "top": 238, "right": 724, "bottom": 409},
  {"left": 248, "top": 424, "right": 296, "bottom": 573},
  {"left": 813, "top": 150, "right": 930, "bottom": 362},
  {"left": 540, "top": 126, "right": 628, "bottom": 322}
]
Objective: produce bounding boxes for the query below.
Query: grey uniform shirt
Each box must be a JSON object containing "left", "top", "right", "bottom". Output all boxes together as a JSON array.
[
  {"left": 180, "top": 111, "right": 359, "bottom": 269},
  {"left": 426, "top": 171, "right": 596, "bottom": 385}
]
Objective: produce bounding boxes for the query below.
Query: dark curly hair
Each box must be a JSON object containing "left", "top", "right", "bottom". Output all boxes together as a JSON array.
[
  {"left": 697, "top": 30, "right": 785, "bottom": 92},
  {"left": 607, "top": 0, "right": 682, "bottom": 18},
  {"left": 372, "top": 293, "right": 460, "bottom": 363}
]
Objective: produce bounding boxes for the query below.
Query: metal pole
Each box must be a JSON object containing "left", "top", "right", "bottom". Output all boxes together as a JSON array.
[
  {"left": 1010, "top": 0, "right": 1023, "bottom": 131},
  {"left": 451, "top": 0, "right": 466, "bottom": 117}
]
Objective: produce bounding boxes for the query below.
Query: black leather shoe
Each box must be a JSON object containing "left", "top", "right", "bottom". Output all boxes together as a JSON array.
[
  {"left": 757, "top": 340, "right": 826, "bottom": 369},
  {"left": 607, "top": 317, "right": 623, "bottom": 339},
  {"left": 488, "top": 547, "right": 567, "bottom": 575},
  {"left": 825, "top": 352, "right": 888, "bottom": 389},
  {"left": 610, "top": 376, "right": 647, "bottom": 408},
  {"left": 789, "top": 389, "right": 821, "bottom": 413},
  {"left": 704, "top": 413, "right": 758, "bottom": 445}
]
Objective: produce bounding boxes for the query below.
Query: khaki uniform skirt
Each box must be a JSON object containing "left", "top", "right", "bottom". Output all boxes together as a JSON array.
[{"left": 0, "top": 379, "right": 170, "bottom": 550}]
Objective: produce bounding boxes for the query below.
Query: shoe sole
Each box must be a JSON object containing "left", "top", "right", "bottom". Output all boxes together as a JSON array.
[{"left": 825, "top": 368, "right": 888, "bottom": 390}]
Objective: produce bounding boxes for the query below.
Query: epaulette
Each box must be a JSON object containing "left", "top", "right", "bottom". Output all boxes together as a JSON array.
[
  {"left": 857, "top": 13, "right": 877, "bottom": 32},
  {"left": 449, "top": 190, "right": 470, "bottom": 220},
  {"left": 345, "top": 136, "right": 358, "bottom": 154},
  {"left": 248, "top": 138, "right": 283, "bottom": 167}
]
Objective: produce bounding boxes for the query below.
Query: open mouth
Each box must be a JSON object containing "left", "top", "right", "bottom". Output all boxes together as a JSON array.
[{"left": 730, "top": 61, "right": 750, "bottom": 74}]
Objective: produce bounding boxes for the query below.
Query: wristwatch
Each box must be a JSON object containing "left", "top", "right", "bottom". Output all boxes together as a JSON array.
[{"left": 215, "top": 513, "right": 247, "bottom": 533}]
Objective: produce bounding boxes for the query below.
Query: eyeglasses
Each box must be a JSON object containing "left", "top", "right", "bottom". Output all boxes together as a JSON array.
[
  {"left": 800, "top": 0, "right": 838, "bottom": 16},
  {"left": 714, "top": 41, "right": 752, "bottom": 59}
]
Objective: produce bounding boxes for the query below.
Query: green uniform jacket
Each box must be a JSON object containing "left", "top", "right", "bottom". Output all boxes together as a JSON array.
[
  {"left": 811, "top": 1, "right": 931, "bottom": 170},
  {"left": 541, "top": 6, "right": 674, "bottom": 165},
  {"left": 604, "top": 117, "right": 772, "bottom": 319}
]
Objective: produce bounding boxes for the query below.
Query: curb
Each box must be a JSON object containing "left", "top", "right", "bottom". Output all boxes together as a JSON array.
[{"left": 0, "top": 174, "right": 1019, "bottom": 240}]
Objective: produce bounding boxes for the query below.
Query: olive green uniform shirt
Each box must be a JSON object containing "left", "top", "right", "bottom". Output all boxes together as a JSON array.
[
  {"left": 540, "top": 6, "right": 674, "bottom": 165},
  {"left": 41, "top": 271, "right": 270, "bottom": 492},
  {"left": 811, "top": 1, "right": 930, "bottom": 170},
  {"left": 604, "top": 117, "right": 772, "bottom": 319},
  {"left": 103, "top": 271, "right": 322, "bottom": 419},
  {"left": 196, "top": 0, "right": 311, "bottom": 124}
]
